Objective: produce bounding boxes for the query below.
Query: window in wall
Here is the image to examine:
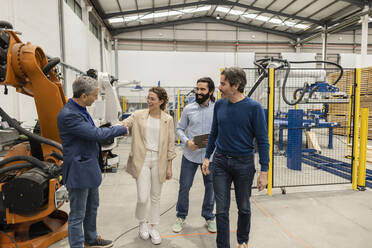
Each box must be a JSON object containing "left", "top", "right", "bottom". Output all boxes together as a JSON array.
[
  {"left": 104, "top": 38, "right": 109, "bottom": 50},
  {"left": 75, "top": 3, "right": 82, "bottom": 19},
  {"left": 65, "top": 0, "right": 82, "bottom": 20},
  {"left": 89, "top": 13, "right": 101, "bottom": 40}
]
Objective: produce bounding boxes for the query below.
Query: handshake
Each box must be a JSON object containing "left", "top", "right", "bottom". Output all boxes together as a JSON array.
[{"left": 114, "top": 122, "right": 130, "bottom": 136}]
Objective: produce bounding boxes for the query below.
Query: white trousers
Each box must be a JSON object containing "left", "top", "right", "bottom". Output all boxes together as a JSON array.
[{"left": 135, "top": 151, "right": 163, "bottom": 225}]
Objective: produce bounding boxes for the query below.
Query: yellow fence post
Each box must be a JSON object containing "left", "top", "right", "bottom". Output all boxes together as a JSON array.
[
  {"left": 218, "top": 67, "right": 224, "bottom": 100},
  {"left": 177, "top": 89, "right": 180, "bottom": 144},
  {"left": 358, "top": 108, "right": 369, "bottom": 190},
  {"left": 267, "top": 68, "right": 274, "bottom": 196},
  {"left": 121, "top": 96, "right": 126, "bottom": 113},
  {"left": 352, "top": 68, "right": 361, "bottom": 190}
]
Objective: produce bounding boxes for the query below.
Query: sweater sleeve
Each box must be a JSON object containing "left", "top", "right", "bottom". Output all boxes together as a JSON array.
[
  {"left": 252, "top": 104, "right": 270, "bottom": 171},
  {"left": 60, "top": 111, "right": 127, "bottom": 142},
  {"left": 205, "top": 101, "right": 218, "bottom": 159}
]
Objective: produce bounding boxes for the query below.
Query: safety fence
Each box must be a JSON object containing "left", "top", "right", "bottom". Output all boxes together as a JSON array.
[{"left": 245, "top": 66, "right": 369, "bottom": 192}]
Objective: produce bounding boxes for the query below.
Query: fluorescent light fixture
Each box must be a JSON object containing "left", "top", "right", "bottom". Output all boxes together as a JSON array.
[
  {"left": 141, "top": 11, "right": 180, "bottom": 20},
  {"left": 284, "top": 21, "right": 296, "bottom": 27},
  {"left": 229, "top": 9, "right": 244, "bottom": 16},
  {"left": 108, "top": 17, "right": 124, "bottom": 23},
  {"left": 256, "top": 15, "right": 270, "bottom": 22},
  {"left": 125, "top": 15, "right": 140, "bottom": 22},
  {"left": 183, "top": 5, "right": 211, "bottom": 13},
  {"left": 295, "top": 24, "right": 309, "bottom": 29},
  {"left": 216, "top": 6, "right": 231, "bottom": 13},
  {"left": 269, "top": 18, "right": 283, "bottom": 24},
  {"left": 244, "top": 13, "right": 258, "bottom": 19}
]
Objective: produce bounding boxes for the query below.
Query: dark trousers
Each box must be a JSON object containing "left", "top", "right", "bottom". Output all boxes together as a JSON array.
[
  {"left": 176, "top": 155, "right": 215, "bottom": 220},
  {"left": 213, "top": 152, "right": 256, "bottom": 248}
]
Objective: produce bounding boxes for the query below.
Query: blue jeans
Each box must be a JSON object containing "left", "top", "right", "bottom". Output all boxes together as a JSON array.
[
  {"left": 68, "top": 188, "right": 99, "bottom": 248},
  {"left": 213, "top": 152, "right": 256, "bottom": 248},
  {"left": 176, "top": 155, "right": 215, "bottom": 220}
]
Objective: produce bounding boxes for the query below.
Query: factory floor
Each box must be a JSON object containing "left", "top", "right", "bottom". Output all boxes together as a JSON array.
[{"left": 50, "top": 137, "right": 372, "bottom": 248}]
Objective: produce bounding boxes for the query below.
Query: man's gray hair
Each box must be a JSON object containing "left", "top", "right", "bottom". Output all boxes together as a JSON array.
[{"left": 72, "top": 76, "right": 98, "bottom": 98}]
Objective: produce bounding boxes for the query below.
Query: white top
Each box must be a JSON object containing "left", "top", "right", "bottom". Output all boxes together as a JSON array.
[{"left": 146, "top": 115, "right": 160, "bottom": 151}]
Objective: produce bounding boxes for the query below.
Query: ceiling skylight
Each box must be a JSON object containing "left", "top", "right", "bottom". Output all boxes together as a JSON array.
[
  {"left": 108, "top": 5, "right": 212, "bottom": 24},
  {"left": 215, "top": 6, "right": 309, "bottom": 29},
  {"left": 109, "top": 17, "right": 124, "bottom": 23}
]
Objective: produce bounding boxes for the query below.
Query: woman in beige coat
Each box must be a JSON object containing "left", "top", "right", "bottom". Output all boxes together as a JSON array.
[{"left": 122, "top": 86, "right": 176, "bottom": 245}]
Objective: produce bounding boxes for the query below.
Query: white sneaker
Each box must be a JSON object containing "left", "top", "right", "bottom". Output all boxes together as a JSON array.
[
  {"left": 138, "top": 221, "right": 149, "bottom": 240},
  {"left": 148, "top": 226, "right": 162, "bottom": 245}
]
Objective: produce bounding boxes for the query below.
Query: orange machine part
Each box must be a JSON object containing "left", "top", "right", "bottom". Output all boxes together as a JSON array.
[
  {"left": 0, "top": 179, "right": 68, "bottom": 248},
  {"left": 0, "top": 29, "right": 68, "bottom": 247},
  {"left": 1, "top": 30, "right": 66, "bottom": 147},
  {"left": 0, "top": 210, "right": 68, "bottom": 248},
  {"left": 2, "top": 179, "right": 62, "bottom": 224}
]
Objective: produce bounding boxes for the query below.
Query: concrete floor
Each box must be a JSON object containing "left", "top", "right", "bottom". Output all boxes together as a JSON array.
[{"left": 50, "top": 137, "right": 372, "bottom": 248}]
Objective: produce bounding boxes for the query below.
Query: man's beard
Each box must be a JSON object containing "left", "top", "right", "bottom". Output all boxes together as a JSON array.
[{"left": 195, "top": 93, "right": 210, "bottom": 104}]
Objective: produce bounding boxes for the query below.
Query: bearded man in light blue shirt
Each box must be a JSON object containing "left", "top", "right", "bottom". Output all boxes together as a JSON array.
[{"left": 172, "top": 77, "right": 217, "bottom": 233}]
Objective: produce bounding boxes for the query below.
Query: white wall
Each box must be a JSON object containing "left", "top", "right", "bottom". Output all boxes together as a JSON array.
[
  {"left": 63, "top": 2, "right": 103, "bottom": 96},
  {"left": 340, "top": 53, "right": 372, "bottom": 68},
  {"left": 0, "top": 0, "right": 111, "bottom": 126},
  {"left": 116, "top": 50, "right": 255, "bottom": 88},
  {"left": 0, "top": 0, "right": 60, "bottom": 127}
]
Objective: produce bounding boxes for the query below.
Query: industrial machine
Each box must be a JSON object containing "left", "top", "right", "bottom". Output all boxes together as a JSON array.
[
  {"left": 251, "top": 57, "right": 352, "bottom": 175},
  {"left": 86, "top": 69, "right": 122, "bottom": 172},
  {"left": 249, "top": 57, "right": 345, "bottom": 105},
  {"left": 0, "top": 21, "right": 68, "bottom": 247}
]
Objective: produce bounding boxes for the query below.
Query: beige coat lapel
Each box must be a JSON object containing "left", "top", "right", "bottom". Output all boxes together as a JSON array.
[
  {"left": 139, "top": 109, "right": 149, "bottom": 144},
  {"left": 158, "top": 111, "right": 168, "bottom": 153}
]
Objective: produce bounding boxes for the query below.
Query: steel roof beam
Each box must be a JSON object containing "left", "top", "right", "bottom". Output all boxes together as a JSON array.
[{"left": 339, "top": 0, "right": 366, "bottom": 8}]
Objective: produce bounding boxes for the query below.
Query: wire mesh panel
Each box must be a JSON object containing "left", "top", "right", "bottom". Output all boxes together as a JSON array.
[
  {"left": 244, "top": 68, "right": 268, "bottom": 188},
  {"left": 271, "top": 67, "right": 354, "bottom": 188},
  {"left": 244, "top": 68, "right": 268, "bottom": 109}
]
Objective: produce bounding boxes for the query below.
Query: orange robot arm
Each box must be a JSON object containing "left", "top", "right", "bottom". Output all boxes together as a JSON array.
[
  {"left": 0, "top": 27, "right": 66, "bottom": 145},
  {"left": 0, "top": 22, "right": 68, "bottom": 247}
]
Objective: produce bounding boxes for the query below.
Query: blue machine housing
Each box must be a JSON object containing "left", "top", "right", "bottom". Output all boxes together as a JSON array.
[{"left": 309, "top": 81, "right": 339, "bottom": 93}]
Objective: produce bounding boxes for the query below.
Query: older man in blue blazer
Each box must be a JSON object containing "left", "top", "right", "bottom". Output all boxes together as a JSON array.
[{"left": 58, "top": 76, "right": 127, "bottom": 248}]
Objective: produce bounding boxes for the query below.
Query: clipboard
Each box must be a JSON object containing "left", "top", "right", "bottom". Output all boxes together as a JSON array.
[{"left": 193, "top": 133, "right": 209, "bottom": 148}]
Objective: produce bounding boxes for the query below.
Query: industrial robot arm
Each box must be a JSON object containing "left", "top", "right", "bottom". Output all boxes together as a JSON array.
[{"left": 0, "top": 21, "right": 68, "bottom": 248}]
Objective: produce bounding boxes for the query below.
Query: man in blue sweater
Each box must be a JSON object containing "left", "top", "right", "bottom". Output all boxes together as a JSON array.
[{"left": 202, "top": 67, "right": 269, "bottom": 248}]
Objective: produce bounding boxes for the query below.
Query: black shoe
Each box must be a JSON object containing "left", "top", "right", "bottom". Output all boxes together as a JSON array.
[{"left": 85, "top": 236, "right": 113, "bottom": 248}]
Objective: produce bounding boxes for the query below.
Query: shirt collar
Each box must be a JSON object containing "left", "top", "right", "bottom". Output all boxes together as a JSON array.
[
  {"left": 69, "top": 98, "right": 87, "bottom": 112},
  {"left": 198, "top": 100, "right": 213, "bottom": 108}
]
